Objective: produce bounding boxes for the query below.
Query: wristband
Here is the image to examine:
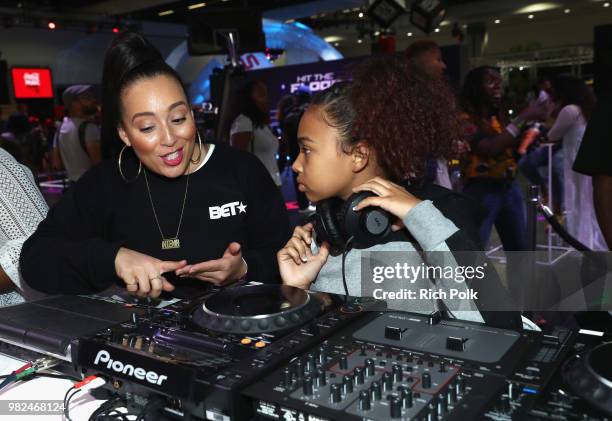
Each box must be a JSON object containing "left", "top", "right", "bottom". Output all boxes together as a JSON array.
[{"left": 506, "top": 123, "right": 520, "bottom": 138}]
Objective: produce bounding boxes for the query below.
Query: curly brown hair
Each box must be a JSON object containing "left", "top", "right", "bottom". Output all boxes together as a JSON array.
[{"left": 350, "top": 55, "right": 461, "bottom": 181}]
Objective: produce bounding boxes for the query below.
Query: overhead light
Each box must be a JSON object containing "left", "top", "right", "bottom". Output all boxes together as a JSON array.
[
  {"left": 357, "top": 38, "right": 363, "bottom": 44},
  {"left": 494, "top": 19, "right": 501, "bottom": 24},
  {"left": 334, "top": 42, "right": 339, "bottom": 47},
  {"left": 528, "top": 14, "right": 534, "bottom": 19},
  {"left": 358, "top": 12, "right": 364, "bottom": 18},
  {"left": 605, "top": 2, "right": 611, "bottom": 7},
  {"left": 516, "top": 3, "right": 561, "bottom": 14},
  {"left": 158, "top": 9, "right": 174, "bottom": 16},
  {"left": 407, "top": 32, "right": 413, "bottom": 36},
  {"left": 188, "top": 2, "right": 206, "bottom": 9},
  {"left": 47, "top": 21, "right": 56, "bottom": 29},
  {"left": 434, "top": 27, "right": 440, "bottom": 32},
  {"left": 519, "top": 66, "right": 524, "bottom": 70},
  {"left": 323, "top": 35, "right": 343, "bottom": 42},
  {"left": 112, "top": 26, "right": 120, "bottom": 33},
  {"left": 509, "top": 109, "right": 514, "bottom": 115},
  {"left": 374, "top": 30, "right": 380, "bottom": 36},
  {"left": 564, "top": 8, "right": 570, "bottom": 13}
]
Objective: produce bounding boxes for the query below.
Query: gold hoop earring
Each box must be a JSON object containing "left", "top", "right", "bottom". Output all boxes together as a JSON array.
[
  {"left": 190, "top": 130, "right": 203, "bottom": 164},
  {"left": 118, "top": 145, "right": 142, "bottom": 183}
]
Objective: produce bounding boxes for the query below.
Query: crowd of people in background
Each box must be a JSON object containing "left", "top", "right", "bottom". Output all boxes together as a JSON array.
[{"left": 250, "top": 40, "right": 609, "bottom": 256}]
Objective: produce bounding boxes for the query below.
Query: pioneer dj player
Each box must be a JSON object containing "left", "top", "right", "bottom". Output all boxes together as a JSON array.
[{"left": 0, "top": 283, "right": 611, "bottom": 420}]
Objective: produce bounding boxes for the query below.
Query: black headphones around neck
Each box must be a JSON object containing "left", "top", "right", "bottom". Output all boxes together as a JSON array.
[{"left": 308, "top": 191, "right": 392, "bottom": 256}]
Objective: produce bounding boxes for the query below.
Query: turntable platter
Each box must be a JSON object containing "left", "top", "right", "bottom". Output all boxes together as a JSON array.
[
  {"left": 191, "top": 284, "right": 322, "bottom": 334},
  {"left": 563, "top": 342, "right": 612, "bottom": 415}
]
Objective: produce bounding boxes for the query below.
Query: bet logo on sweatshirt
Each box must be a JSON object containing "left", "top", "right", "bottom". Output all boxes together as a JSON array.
[{"left": 209, "top": 201, "right": 247, "bottom": 220}]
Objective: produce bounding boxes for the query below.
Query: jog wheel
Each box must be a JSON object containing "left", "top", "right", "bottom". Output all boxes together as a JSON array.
[
  {"left": 562, "top": 342, "right": 612, "bottom": 415},
  {"left": 192, "top": 284, "right": 322, "bottom": 334}
]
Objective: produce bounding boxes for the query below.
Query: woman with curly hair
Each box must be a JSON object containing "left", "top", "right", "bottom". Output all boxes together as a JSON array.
[{"left": 277, "top": 56, "right": 522, "bottom": 330}]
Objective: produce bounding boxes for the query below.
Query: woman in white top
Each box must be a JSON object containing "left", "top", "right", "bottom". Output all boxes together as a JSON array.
[
  {"left": 0, "top": 147, "right": 48, "bottom": 306},
  {"left": 230, "top": 80, "right": 282, "bottom": 186},
  {"left": 547, "top": 75, "right": 607, "bottom": 250}
]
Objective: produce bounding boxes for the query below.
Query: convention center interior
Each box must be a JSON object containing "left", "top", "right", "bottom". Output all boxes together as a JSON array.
[{"left": 0, "top": 0, "right": 612, "bottom": 419}]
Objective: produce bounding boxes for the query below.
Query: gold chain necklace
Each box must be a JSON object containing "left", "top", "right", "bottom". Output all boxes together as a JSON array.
[{"left": 143, "top": 167, "right": 190, "bottom": 250}]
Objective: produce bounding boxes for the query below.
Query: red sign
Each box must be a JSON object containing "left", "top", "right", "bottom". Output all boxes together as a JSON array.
[{"left": 11, "top": 68, "right": 54, "bottom": 99}]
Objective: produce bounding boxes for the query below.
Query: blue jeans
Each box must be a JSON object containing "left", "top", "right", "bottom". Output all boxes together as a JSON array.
[{"left": 463, "top": 180, "right": 527, "bottom": 251}]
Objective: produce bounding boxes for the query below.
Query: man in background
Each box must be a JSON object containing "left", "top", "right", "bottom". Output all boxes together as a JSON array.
[{"left": 53, "top": 85, "right": 101, "bottom": 183}]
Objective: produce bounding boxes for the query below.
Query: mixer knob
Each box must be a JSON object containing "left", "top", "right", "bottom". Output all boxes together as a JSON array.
[
  {"left": 422, "top": 372, "right": 432, "bottom": 389},
  {"left": 401, "top": 387, "right": 413, "bottom": 408},
  {"left": 295, "top": 360, "right": 305, "bottom": 379},
  {"left": 448, "top": 385, "right": 457, "bottom": 404},
  {"left": 339, "top": 355, "right": 349, "bottom": 370},
  {"left": 457, "top": 374, "right": 466, "bottom": 395},
  {"left": 390, "top": 397, "right": 402, "bottom": 418},
  {"left": 306, "top": 354, "right": 317, "bottom": 372},
  {"left": 508, "top": 382, "right": 518, "bottom": 400},
  {"left": 282, "top": 367, "right": 293, "bottom": 387},
  {"left": 427, "top": 402, "right": 438, "bottom": 421},
  {"left": 343, "top": 374, "right": 354, "bottom": 394},
  {"left": 359, "top": 390, "right": 371, "bottom": 411},
  {"left": 354, "top": 367, "right": 364, "bottom": 384},
  {"left": 303, "top": 376, "right": 313, "bottom": 396},
  {"left": 360, "top": 345, "right": 368, "bottom": 356},
  {"left": 315, "top": 367, "right": 327, "bottom": 387},
  {"left": 371, "top": 381, "right": 382, "bottom": 401},
  {"left": 438, "top": 393, "right": 448, "bottom": 415},
  {"left": 330, "top": 384, "right": 342, "bottom": 403},
  {"left": 365, "top": 359, "right": 376, "bottom": 376},
  {"left": 439, "top": 361, "right": 447, "bottom": 373},
  {"left": 382, "top": 372, "right": 393, "bottom": 391},
  {"left": 318, "top": 346, "right": 328, "bottom": 364},
  {"left": 392, "top": 364, "right": 403, "bottom": 382},
  {"left": 499, "top": 394, "right": 511, "bottom": 413}
]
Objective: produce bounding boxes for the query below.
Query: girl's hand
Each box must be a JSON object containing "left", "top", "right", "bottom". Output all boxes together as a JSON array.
[
  {"left": 277, "top": 223, "right": 329, "bottom": 289},
  {"left": 352, "top": 177, "right": 422, "bottom": 231}
]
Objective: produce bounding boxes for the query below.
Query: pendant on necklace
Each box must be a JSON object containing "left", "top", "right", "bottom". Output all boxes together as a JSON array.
[{"left": 162, "top": 238, "right": 181, "bottom": 250}]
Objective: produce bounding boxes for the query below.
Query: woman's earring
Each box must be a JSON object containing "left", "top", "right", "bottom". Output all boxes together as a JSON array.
[
  {"left": 118, "top": 145, "right": 141, "bottom": 183},
  {"left": 190, "top": 130, "right": 203, "bottom": 164}
]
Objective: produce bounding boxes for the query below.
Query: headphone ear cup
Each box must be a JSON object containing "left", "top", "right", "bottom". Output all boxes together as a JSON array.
[
  {"left": 343, "top": 192, "right": 391, "bottom": 245},
  {"left": 313, "top": 198, "right": 346, "bottom": 256}
]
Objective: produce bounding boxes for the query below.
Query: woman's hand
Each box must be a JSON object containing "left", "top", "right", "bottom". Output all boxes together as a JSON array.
[
  {"left": 114, "top": 247, "right": 186, "bottom": 298},
  {"left": 352, "top": 177, "right": 422, "bottom": 231},
  {"left": 278, "top": 223, "right": 329, "bottom": 289},
  {"left": 175, "top": 242, "right": 247, "bottom": 286}
]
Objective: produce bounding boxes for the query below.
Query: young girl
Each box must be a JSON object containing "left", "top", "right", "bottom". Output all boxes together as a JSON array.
[{"left": 278, "top": 57, "right": 521, "bottom": 330}]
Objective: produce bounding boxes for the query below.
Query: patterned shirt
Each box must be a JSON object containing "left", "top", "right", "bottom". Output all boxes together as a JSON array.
[{"left": 0, "top": 147, "right": 48, "bottom": 306}]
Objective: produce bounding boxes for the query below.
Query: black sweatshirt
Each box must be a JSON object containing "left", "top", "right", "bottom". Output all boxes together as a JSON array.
[{"left": 21, "top": 144, "right": 291, "bottom": 295}]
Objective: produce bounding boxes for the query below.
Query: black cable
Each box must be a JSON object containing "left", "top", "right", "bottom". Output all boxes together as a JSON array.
[
  {"left": 88, "top": 396, "right": 125, "bottom": 421},
  {"left": 64, "top": 387, "right": 81, "bottom": 421},
  {"left": 0, "top": 372, "right": 80, "bottom": 381},
  {"left": 341, "top": 236, "right": 355, "bottom": 302},
  {"left": 538, "top": 203, "right": 591, "bottom": 251}
]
